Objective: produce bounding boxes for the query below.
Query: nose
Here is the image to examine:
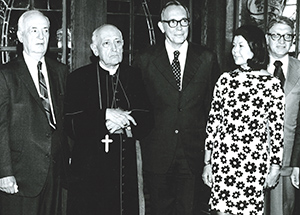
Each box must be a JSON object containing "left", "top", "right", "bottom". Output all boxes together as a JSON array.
[
  {"left": 111, "top": 42, "right": 117, "bottom": 51},
  {"left": 232, "top": 46, "right": 238, "bottom": 54},
  {"left": 278, "top": 36, "right": 285, "bottom": 44},
  {"left": 37, "top": 30, "right": 44, "bottom": 40},
  {"left": 176, "top": 23, "right": 183, "bottom": 30}
]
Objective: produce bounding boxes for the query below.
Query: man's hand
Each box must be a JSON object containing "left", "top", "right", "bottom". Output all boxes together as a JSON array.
[
  {"left": 106, "top": 108, "right": 137, "bottom": 133},
  {"left": 0, "top": 176, "right": 18, "bottom": 194},
  {"left": 291, "top": 167, "right": 299, "bottom": 189}
]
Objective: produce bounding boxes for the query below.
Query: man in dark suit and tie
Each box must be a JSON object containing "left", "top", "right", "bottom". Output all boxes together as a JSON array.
[
  {"left": 265, "top": 15, "right": 300, "bottom": 215},
  {"left": 290, "top": 106, "right": 300, "bottom": 215},
  {"left": 0, "top": 10, "right": 68, "bottom": 215},
  {"left": 134, "top": 1, "right": 220, "bottom": 214}
]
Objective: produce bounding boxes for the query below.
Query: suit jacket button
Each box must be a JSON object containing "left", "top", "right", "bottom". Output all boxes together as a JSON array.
[
  {"left": 46, "top": 133, "right": 51, "bottom": 138},
  {"left": 175, "top": 129, "right": 179, "bottom": 134}
]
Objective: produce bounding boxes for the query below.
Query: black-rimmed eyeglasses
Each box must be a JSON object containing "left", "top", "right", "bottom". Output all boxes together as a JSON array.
[
  {"left": 267, "top": 33, "right": 295, "bottom": 42},
  {"left": 161, "top": 18, "right": 190, "bottom": 28}
]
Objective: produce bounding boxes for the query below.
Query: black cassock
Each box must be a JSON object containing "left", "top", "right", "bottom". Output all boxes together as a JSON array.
[{"left": 64, "top": 63, "right": 152, "bottom": 215}]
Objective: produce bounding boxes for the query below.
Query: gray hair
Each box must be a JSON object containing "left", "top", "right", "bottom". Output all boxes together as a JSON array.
[
  {"left": 267, "top": 16, "right": 294, "bottom": 32},
  {"left": 160, "top": 0, "right": 190, "bottom": 20},
  {"left": 18, "top": 10, "right": 50, "bottom": 33}
]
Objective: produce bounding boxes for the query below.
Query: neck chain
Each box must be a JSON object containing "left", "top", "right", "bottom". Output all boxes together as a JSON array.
[
  {"left": 238, "top": 66, "right": 252, "bottom": 73},
  {"left": 109, "top": 70, "right": 120, "bottom": 108},
  {"left": 106, "top": 67, "right": 130, "bottom": 109}
]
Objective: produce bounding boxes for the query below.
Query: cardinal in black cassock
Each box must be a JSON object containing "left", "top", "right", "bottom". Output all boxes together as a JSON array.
[{"left": 64, "top": 24, "right": 153, "bottom": 215}]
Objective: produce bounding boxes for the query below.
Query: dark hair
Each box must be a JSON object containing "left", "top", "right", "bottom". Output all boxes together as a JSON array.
[
  {"left": 160, "top": 0, "right": 190, "bottom": 20},
  {"left": 267, "top": 16, "right": 294, "bottom": 32},
  {"left": 233, "top": 25, "right": 269, "bottom": 70}
]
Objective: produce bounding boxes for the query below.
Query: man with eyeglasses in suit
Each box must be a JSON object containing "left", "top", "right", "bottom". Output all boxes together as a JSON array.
[
  {"left": 265, "top": 15, "right": 300, "bottom": 215},
  {"left": 134, "top": 1, "right": 220, "bottom": 214}
]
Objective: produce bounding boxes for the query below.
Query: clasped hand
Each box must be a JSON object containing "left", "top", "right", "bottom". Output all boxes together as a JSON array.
[
  {"left": 0, "top": 176, "right": 18, "bottom": 194},
  {"left": 106, "top": 108, "right": 137, "bottom": 134},
  {"left": 290, "top": 167, "right": 299, "bottom": 189}
]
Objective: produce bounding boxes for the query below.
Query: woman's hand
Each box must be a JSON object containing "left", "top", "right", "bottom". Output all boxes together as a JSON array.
[
  {"left": 202, "top": 164, "right": 213, "bottom": 188},
  {"left": 264, "top": 165, "right": 280, "bottom": 189}
]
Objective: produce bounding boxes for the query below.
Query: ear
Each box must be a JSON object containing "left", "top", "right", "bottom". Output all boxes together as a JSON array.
[
  {"left": 17, "top": 31, "right": 23, "bottom": 43},
  {"left": 158, "top": 21, "right": 165, "bottom": 33},
  {"left": 90, "top": 44, "right": 99, "bottom": 56},
  {"left": 265, "top": 34, "right": 269, "bottom": 45}
]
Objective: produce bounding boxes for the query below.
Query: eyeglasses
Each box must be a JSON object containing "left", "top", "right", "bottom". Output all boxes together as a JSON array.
[
  {"left": 161, "top": 18, "right": 190, "bottom": 28},
  {"left": 267, "top": 33, "right": 295, "bottom": 42}
]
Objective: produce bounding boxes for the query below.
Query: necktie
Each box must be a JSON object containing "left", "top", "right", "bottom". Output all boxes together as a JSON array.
[
  {"left": 38, "top": 61, "right": 56, "bottom": 129},
  {"left": 171, "top": 50, "right": 181, "bottom": 90},
  {"left": 274, "top": 60, "right": 285, "bottom": 90}
]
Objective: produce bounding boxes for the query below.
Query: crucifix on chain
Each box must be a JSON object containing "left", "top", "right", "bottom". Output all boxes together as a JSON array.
[{"left": 101, "top": 134, "right": 113, "bottom": 153}]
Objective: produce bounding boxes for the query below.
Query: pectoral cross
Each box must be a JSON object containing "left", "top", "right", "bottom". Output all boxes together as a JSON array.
[{"left": 101, "top": 134, "right": 113, "bottom": 153}]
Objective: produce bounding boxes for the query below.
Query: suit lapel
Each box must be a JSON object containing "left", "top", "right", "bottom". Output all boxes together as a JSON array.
[
  {"left": 182, "top": 45, "right": 202, "bottom": 91},
  {"left": 153, "top": 45, "right": 180, "bottom": 90},
  {"left": 152, "top": 44, "right": 201, "bottom": 92},
  {"left": 285, "top": 57, "right": 300, "bottom": 96},
  {"left": 46, "top": 59, "right": 59, "bottom": 115},
  {"left": 15, "top": 57, "right": 45, "bottom": 112}
]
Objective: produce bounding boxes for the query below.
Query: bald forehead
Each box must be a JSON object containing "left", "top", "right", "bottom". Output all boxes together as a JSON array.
[
  {"left": 97, "top": 25, "right": 122, "bottom": 39},
  {"left": 27, "top": 14, "right": 48, "bottom": 24}
]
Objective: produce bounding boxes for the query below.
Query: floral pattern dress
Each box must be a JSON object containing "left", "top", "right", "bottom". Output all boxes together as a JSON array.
[{"left": 205, "top": 70, "right": 285, "bottom": 215}]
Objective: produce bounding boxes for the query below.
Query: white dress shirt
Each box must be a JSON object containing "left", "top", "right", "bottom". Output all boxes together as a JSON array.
[
  {"left": 267, "top": 55, "right": 289, "bottom": 78},
  {"left": 165, "top": 40, "right": 188, "bottom": 90},
  {"left": 23, "top": 52, "right": 56, "bottom": 124}
]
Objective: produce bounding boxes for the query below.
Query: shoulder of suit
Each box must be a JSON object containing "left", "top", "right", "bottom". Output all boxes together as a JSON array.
[
  {"left": 45, "top": 57, "right": 68, "bottom": 69},
  {"left": 188, "top": 42, "right": 215, "bottom": 55},
  {"left": 0, "top": 56, "right": 25, "bottom": 75},
  {"left": 139, "top": 43, "right": 165, "bottom": 56},
  {"left": 119, "top": 63, "right": 141, "bottom": 77},
  {"left": 69, "top": 63, "right": 95, "bottom": 77},
  {"left": 289, "top": 55, "right": 300, "bottom": 65}
]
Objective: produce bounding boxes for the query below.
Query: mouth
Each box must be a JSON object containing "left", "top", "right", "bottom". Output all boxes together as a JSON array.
[{"left": 276, "top": 45, "right": 286, "bottom": 49}]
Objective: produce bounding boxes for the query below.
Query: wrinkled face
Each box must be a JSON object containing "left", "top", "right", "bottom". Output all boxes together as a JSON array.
[
  {"left": 91, "top": 26, "right": 123, "bottom": 69},
  {"left": 232, "top": 35, "right": 254, "bottom": 68},
  {"left": 266, "top": 23, "right": 293, "bottom": 59},
  {"left": 17, "top": 14, "right": 49, "bottom": 59},
  {"left": 158, "top": 5, "right": 189, "bottom": 48}
]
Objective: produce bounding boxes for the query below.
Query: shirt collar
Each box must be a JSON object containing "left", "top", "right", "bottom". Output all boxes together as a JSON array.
[
  {"left": 23, "top": 51, "right": 45, "bottom": 67},
  {"left": 268, "top": 54, "right": 289, "bottom": 77},
  {"left": 165, "top": 40, "right": 188, "bottom": 63},
  {"left": 99, "top": 61, "right": 119, "bottom": 75}
]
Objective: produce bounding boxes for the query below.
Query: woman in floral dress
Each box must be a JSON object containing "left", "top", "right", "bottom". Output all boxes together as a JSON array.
[{"left": 202, "top": 25, "right": 285, "bottom": 215}]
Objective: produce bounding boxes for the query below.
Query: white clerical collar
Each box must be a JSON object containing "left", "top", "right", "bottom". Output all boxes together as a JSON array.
[{"left": 99, "top": 61, "right": 119, "bottom": 75}]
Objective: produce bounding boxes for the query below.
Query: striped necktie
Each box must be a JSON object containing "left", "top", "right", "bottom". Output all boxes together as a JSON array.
[{"left": 38, "top": 61, "right": 56, "bottom": 129}]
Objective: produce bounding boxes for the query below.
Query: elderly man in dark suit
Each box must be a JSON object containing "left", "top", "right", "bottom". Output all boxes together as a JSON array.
[
  {"left": 265, "top": 16, "right": 300, "bottom": 215},
  {"left": 0, "top": 10, "right": 68, "bottom": 215},
  {"left": 134, "top": 1, "right": 220, "bottom": 214}
]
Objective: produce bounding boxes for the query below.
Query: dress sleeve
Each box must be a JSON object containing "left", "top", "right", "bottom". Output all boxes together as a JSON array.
[
  {"left": 267, "top": 80, "right": 285, "bottom": 166},
  {"left": 205, "top": 74, "right": 225, "bottom": 150}
]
